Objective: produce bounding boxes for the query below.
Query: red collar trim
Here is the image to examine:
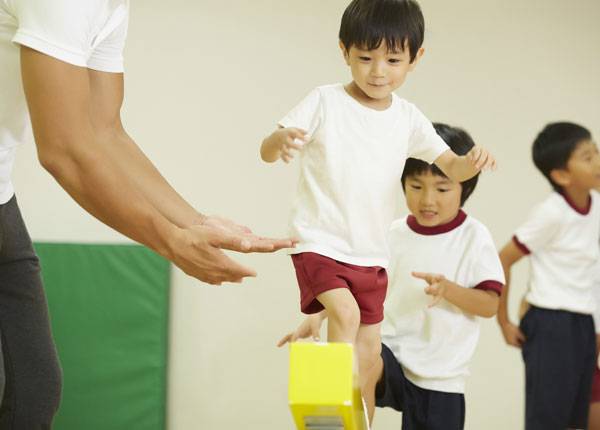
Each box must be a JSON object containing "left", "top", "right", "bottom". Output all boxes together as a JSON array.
[
  {"left": 558, "top": 191, "right": 591, "bottom": 215},
  {"left": 407, "top": 210, "right": 467, "bottom": 235}
]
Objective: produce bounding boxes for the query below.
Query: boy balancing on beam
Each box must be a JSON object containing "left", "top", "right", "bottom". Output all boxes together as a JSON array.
[
  {"left": 261, "top": 0, "right": 496, "bottom": 420},
  {"left": 281, "top": 123, "right": 504, "bottom": 429}
]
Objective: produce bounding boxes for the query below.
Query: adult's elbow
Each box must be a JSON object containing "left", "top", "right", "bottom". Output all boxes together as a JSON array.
[{"left": 36, "top": 140, "right": 74, "bottom": 179}]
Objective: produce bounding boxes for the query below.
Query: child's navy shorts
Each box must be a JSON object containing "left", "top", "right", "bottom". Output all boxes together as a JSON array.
[
  {"left": 375, "top": 343, "right": 465, "bottom": 430},
  {"left": 519, "top": 305, "right": 596, "bottom": 430},
  {"left": 291, "top": 252, "right": 387, "bottom": 325}
]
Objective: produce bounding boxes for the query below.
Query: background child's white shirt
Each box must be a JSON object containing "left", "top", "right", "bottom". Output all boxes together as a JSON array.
[
  {"left": 279, "top": 83, "right": 449, "bottom": 267},
  {"left": 0, "top": 0, "right": 129, "bottom": 204},
  {"left": 381, "top": 213, "right": 505, "bottom": 393},
  {"left": 515, "top": 190, "right": 600, "bottom": 315}
]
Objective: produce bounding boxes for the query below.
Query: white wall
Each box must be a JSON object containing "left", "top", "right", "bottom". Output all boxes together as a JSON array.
[{"left": 12, "top": 0, "right": 600, "bottom": 428}]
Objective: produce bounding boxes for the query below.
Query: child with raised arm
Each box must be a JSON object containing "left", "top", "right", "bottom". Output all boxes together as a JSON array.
[
  {"left": 280, "top": 123, "right": 504, "bottom": 429},
  {"left": 262, "top": 0, "right": 496, "bottom": 418},
  {"left": 497, "top": 122, "right": 600, "bottom": 430}
]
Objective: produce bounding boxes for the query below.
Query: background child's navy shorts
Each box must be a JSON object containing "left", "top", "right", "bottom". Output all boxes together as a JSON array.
[
  {"left": 375, "top": 343, "right": 465, "bottom": 430},
  {"left": 519, "top": 305, "right": 595, "bottom": 430},
  {"left": 291, "top": 252, "right": 387, "bottom": 325}
]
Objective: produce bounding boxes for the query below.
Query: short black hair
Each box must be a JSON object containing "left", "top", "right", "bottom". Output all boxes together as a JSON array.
[
  {"left": 339, "top": 0, "right": 424, "bottom": 63},
  {"left": 532, "top": 122, "right": 592, "bottom": 191},
  {"left": 401, "top": 123, "right": 479, "bottom": 207}
]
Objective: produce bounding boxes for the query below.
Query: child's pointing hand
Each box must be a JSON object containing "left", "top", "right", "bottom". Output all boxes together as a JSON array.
[{"left": 412, "top": 271, "right": 447, "bottom": 308}]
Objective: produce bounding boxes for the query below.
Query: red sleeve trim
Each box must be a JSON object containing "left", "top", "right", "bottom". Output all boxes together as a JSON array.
[
  {"left": 512, "top": 235, "right": 531, "bottom": 255},
  {"left": 473, "top": 280, "right": 503, "bottom": 295}
]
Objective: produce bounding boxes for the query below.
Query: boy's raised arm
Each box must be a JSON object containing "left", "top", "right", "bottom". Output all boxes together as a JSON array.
[
  {"left": 434, "top": 146, "right": 498, "bottom": 182},
  {"left": 497, "top": 240, "right": 528, "bottom": 347},
  {"left": 260, "top": 127, "right": 307, "bottom": 163}
]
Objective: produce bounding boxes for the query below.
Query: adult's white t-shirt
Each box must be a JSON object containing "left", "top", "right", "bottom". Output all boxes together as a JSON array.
[
  {"left": 513, "top": 190, "right": 600, "bottom": 315},
  {"left": 381, "top": 211, "right": 505, "bottom": 393},
  {"left": 279, "top": 83, "right": 449, "bottom": 268},
  {"left": 0, "top": 0, "right": 129, "bottom": 204}
]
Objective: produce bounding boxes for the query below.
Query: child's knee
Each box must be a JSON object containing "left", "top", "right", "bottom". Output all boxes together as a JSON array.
[{"left": 327, "top": 299, "right": 360, "bottom": 331}]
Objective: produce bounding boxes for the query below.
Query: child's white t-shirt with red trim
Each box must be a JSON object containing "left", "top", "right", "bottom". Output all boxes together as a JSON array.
[
  {"left": 381, "top": 211, "right": 505, "bottom": 393},
  {"left": 513, "top": 190, "right": 600, "bottom": 315}
]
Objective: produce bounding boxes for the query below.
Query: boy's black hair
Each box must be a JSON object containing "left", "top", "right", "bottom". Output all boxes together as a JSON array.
[
  {"left": 401, "top": 123, "right": 479, "bottom": 207},
  {"left": 532, "top": 122, "right": 592, "bottom": 191},
  {"left": 339, "top": 0, "right": 424, "bottom": 63}
]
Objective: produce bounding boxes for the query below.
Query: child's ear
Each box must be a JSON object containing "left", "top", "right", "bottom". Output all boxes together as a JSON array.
[
  {"left": 549, "top": 168, "right": 571, "bottom": 187},
  {"left": 408, "top": 47, "right": 425, "bottom": 71},
  {"left": 339, "top": 40, "right": 350, "bottom": 66}
]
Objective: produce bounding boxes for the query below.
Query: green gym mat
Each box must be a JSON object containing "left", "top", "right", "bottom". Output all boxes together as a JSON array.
[{"left": 35, "top": 243, "right": 170, "bottom": 430}]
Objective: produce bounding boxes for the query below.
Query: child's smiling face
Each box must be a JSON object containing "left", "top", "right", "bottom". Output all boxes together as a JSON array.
[
  {"left": 404, "top": 171, "right": 463, "bottom": 227},
  {"left": 340, "top": 40, "right": 423, "bottom": 109}
]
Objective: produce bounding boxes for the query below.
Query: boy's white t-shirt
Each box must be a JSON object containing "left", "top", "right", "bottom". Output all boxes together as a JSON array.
[
  {"left": 513, "top": 190, "right": 600, "bottom": 315},
  {"left": 279, "top": 83, "right": 449, "bottom": 268},
  {"left": 0, "top": 0, "right": 129, "bottom": 204},
  {"left": 381, "top": 211, "right": 505, "bottom": 393}
]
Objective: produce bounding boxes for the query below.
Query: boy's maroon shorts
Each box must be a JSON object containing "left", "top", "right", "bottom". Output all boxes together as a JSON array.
[{"left": 291, "top": 252, "right": 387, "bottom": 325}]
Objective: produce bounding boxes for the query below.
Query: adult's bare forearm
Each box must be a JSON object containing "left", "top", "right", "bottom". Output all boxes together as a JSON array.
[
  {"left": 41, "top": 139, "right": 177, "bottom": 259},
  {"left": 100, "top": 126, "right": 204, "bottom": 228}
]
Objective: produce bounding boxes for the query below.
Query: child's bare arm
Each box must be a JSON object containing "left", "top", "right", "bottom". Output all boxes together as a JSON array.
[
  {"left": 433, "top": 145, "right": 498, "bottom": 182},
  {"left": 277, "top": 311, "right": 327, "bottom": 347},
  {"left": 260, "top": 126, "right": 307, "bottom": 163},
  {"left": 412, "top": 272, "right": 499, "bottom": 318},
  {"left": 497, "top": 240, "right": 527, "bottom": 347}
]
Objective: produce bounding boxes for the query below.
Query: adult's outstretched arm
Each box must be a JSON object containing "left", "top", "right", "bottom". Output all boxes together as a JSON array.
[{"left": 20, "top": 46, "right": 295, "bottom": 285}]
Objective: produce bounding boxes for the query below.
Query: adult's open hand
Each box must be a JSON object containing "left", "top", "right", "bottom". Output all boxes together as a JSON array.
[
  {"left": 169, "top": 215, "right": 298, "bottom": 285},
  {"left": 201, "top": 214, "right": 298, "bottom": 253}
]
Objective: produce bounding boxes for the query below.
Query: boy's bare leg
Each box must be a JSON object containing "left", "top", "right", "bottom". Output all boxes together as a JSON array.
[
  {"left": 361, "top": 348, "right": 384, "bottom": 426},
  {"left": 357, "top": 323, "right": 382, "bottom": 424},
  {"left": 316, "top": 289, "right": 360, "bottom": 343}
]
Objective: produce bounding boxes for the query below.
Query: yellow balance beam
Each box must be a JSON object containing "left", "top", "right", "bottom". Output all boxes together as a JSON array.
[{"left": 289, "top": 342, "right": 368, "bottom": 430}]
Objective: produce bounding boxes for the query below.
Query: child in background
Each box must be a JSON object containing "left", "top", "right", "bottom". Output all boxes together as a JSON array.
[
  {"left": 261, "top": 0, "right": 496, "bottom": 418},
  {"left": 497, "top": 122, "right": 600, "bottom": 430},
  {"left": 280, "top": 123, "right": 504, "bottom": 429}
]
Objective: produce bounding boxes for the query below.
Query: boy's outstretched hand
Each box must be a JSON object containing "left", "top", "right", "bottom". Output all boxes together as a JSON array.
[
  {"left": 278, "top": 127, "right": 307, "bottom": 163},
  {"left": 412, "top": 271, "right": 447, "bottom": 308},
  {"left": 277, "top": 313, "right": 324, "bottom": 347},
  {"left": 260, "top": 127, "right": 307, "bottom": 163},
  {"left": 466, "top": 145, "right": 498, "bottom": 171}
]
